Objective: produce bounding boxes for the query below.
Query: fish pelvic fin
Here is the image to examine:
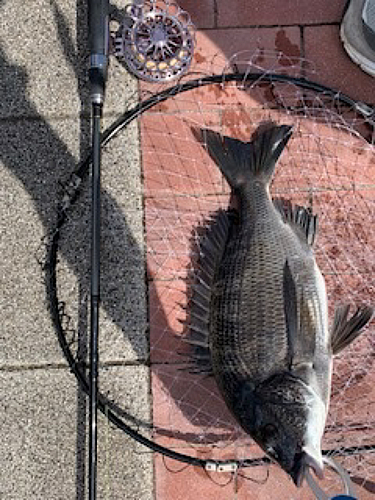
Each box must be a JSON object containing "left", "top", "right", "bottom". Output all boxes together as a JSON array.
[
  {"left": 196, "top": 123, "right": 293, "bottom": 189},
  {"left": 274, "top": 199, "right": 318, "bottom": 247},
  {"left": 331, "top": 304, "right": 373, "bottom": 355}
]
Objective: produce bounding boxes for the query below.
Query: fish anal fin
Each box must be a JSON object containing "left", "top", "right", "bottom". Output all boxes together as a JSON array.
[
  {"left": 331, "top": 304, "right": 373, "bottom": 355},
  {"left": 274, "top": 198, "right": 318, "bottom": 246}
]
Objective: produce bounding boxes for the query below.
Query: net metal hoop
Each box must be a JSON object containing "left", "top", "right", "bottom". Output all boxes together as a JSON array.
[{"left": 44, "top": 71, "right": 375, "bottom": 471}]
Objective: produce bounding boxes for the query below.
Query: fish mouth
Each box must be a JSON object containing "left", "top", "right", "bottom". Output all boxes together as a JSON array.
[{"left": 290, "top": 452, "right": 324, "bottom": 487}]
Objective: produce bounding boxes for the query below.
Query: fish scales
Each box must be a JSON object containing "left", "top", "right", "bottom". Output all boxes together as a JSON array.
[{"left": 210, "top": 184, "right": 294, "bottom": 384}]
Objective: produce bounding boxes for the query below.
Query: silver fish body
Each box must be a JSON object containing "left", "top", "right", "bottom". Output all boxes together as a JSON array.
[{"left": 187, "top": 124, "right": 373, "bottom": 486}]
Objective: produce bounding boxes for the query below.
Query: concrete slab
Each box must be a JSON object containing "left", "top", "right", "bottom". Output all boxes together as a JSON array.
[
  {"left": 0, "top": 115, "right": 147, "bottom": 366},
  {"left": 0, "top": 366, "right": 153, "bottom": 500}
]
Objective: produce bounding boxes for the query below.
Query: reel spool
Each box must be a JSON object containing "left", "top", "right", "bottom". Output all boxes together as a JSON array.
[{"left": 114, "top": 0, "right": 195, "bottom": 82}]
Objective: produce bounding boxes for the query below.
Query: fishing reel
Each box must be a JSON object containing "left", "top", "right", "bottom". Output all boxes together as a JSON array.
[{"left": 114, "top": 0, "right": 195, "bottom": 82}]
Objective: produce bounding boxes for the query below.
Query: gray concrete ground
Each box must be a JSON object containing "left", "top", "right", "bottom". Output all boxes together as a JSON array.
[{"left": 0, "top": 0, "right": 153, "bottom": 498}]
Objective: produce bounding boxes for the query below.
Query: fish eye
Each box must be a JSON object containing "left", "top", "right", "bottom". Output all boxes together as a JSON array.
[{"left": 260, "top": 423, "right": 278, "bottom": 440}]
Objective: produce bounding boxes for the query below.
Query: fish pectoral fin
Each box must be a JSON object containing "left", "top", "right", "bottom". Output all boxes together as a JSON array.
[
  {"left": 298, "top": 293, "right": 318, "bottom": 355},
  {"left": 283, "top": 261, "right": 317, "bottom": 368},
  {"left": 274, "top": 198, "right": 318, "bottom": 247},
  {"left": 331, "top": 304, "right": 373, "bottom": 355},
  {"left": 283, "top": 260, "right": 298, "bottom": 367}
]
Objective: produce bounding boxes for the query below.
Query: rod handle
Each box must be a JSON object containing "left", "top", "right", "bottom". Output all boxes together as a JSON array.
[{"left": 88, "top": 0, "right": 109, "bottom": 105}]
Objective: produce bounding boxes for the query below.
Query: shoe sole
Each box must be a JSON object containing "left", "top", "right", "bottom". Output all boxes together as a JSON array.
[{"left": 340, "top": 21, "right": 375, "bottom": 76}]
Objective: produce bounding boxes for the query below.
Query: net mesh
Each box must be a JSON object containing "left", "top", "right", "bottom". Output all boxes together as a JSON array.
[
  {"left": 142, "top": 53, "right": 375, "bottom": 494},
  {"left": 53, "top": 51, "right": 375, "bottom": 496}
]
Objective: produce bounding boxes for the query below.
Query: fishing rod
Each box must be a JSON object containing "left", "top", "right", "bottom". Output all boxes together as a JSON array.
[{"left": 87, "top": 0, "right": 109, "bottom": 498}]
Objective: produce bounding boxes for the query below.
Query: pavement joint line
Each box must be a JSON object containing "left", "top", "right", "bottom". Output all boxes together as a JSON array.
[
  {"left": 147, "top": 269, "right": 375, "bottom": 284},
  {"left": 0, "top": 110, "right": 134, "bottom": 123},
  {"left": 213, "top": 0, "right": 218, "bottom": 29},
  {"left": 300, "top": 26, "right": 306, "bottom": 73},
  {"left": 144, "top": 185, "right": 375, "bottom": 201},
  {"left": 201, "top": 22, "right": 341, "bottom": 32},
  {"left": 0, "top": 359, "right": 149, "bottom": 373}
]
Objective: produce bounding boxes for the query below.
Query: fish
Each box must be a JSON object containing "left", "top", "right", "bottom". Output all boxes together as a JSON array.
[{"left": 185, "top": 123, "right": 373, "bottom": 486}]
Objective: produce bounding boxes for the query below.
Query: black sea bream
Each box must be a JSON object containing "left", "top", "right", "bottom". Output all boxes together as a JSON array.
[{"left": 186, "top": 123, "right": 373, "bottom": 486}]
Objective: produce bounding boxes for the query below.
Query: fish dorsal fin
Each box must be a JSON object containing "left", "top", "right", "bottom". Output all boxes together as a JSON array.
[
  {"left": 181, "top": 210, "right": 231, "bottom": 375},
  {"left": 274, "top": 199, "right": 318, "bottom": 247},
  {"left": 331, "top": 304, "right": 373, "bottom": 355}
]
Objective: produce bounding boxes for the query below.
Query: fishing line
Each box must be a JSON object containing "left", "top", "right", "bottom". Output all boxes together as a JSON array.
[
  {"left": 237, "top": 465, "right": 271, "bottom": 485},
  {"left": 43, "top": 60, "right": 375, "bottom": 497},
  {"left": 161, "top": 454, "right": 191, "bottom": 473},
  {"left": 306, "top": 456, "right": 357, "bottom": 499}
]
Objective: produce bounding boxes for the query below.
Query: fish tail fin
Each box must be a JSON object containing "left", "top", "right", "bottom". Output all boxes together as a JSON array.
[{"left": 197, "top": 123, "right": 293, "bottom": 189}]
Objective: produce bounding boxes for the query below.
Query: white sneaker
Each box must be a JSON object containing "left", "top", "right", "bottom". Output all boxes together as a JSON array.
[{"left": 340, "top": 0, "right": 375, "bottom": 76}]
